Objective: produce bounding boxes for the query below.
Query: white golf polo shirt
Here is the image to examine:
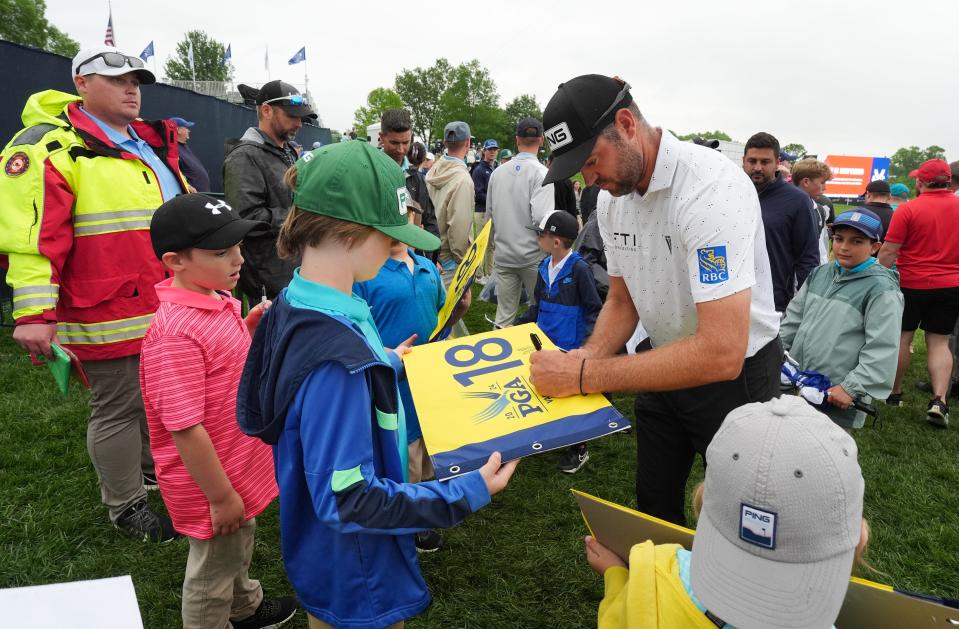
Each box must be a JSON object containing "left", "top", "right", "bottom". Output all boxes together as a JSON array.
[{"left": 597, "top": 130, "right": 780, "bottom": 357}]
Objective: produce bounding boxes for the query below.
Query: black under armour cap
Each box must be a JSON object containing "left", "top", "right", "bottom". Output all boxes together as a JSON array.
[
  {"left": 150, "top": 193, "right": 266, "bottom": 259},
  {"left": 542, "top": 74, "right": 632, "bottom": 185}
]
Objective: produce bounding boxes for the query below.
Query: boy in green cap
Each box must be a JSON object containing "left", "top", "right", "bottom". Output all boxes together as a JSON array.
[{"left": 237, "top": 141, "right": 518, "bottom": 629}]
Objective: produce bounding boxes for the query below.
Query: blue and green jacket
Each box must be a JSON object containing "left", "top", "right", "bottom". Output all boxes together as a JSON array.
[
  {"left": 238, "top": 276, "right": 490, "bottom": 628},
  {"left": 780, "top": 258, "right": 903, "bottom": 429},
  {"left": 515, "top": 252, "right": 603, "bottom": 350}
]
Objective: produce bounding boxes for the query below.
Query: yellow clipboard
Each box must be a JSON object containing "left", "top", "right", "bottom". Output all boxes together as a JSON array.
[{"left": 572, "top": 490, "right": 958, "bottom": 629}]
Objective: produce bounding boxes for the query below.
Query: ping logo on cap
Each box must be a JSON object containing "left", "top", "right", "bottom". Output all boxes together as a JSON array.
[
  {"left": 740, "top": 503, "right": 777, "bottom": 549},
  {"left": 545, "top": 122, "right": 573, "bottom": 151},
  {"left": 397, "top": 187, "right": 408, "bottom": 216}
]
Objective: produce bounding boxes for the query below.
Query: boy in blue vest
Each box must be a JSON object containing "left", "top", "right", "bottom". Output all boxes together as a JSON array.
[
  {"left": 516, "top": 210, "right": 603, "bottom": 472},
  {"left": 237, "top": 141, "right": 518, "bottom": 629}
]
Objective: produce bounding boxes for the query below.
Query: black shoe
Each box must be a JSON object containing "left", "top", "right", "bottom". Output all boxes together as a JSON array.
[
  {"left": 415, "top": 529, "right": 445, "bottom": 553},
  {"left": 557, "top": 445, "right": 590, "bottom": 474},
  {"left": 231, "top": 596, "right": 297, "bottom": 629},
  {"left": 143, "top": 472, "right": 159, "bottom": 492},
  {"left": 926, "top": 398, "right": 950, "bottom": 429},
  {"left": 885, "top": 393, "right": 904, "bottom": 407},
  {"left": 916, "top": 380, "right": 959, "bottom": 397},
  {"left": 114, "top": 500, "right": 180, "bottom": 543}
]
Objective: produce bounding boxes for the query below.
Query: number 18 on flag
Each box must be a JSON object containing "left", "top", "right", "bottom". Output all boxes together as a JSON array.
[{"left": 404, "top": 323, "right": 629, "bottom": 480}]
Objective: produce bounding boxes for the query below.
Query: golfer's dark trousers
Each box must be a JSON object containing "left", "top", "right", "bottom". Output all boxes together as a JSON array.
[{"left": 633, "top": 337, "right": 783, "bottom": 526}]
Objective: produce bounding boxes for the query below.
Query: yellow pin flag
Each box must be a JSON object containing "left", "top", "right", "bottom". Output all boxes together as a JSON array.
[
  {"left": 406, "top": 323, "right": 629, "bottom": 479},
  {"left": 429, "top": 219, "right": 492, "bottom": 341}
]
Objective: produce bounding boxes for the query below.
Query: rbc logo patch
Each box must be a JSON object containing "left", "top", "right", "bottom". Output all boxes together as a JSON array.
[
  {"left": 697, "top": 246, "right": 729, "bottom": 284},
  {"left": 740, "top": 503, "right": 777, "bottom": 549}
]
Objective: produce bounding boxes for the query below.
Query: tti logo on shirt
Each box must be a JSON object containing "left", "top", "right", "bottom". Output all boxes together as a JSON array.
[{"left": 697, "top": 246, "right": 729, "bottom": 284}]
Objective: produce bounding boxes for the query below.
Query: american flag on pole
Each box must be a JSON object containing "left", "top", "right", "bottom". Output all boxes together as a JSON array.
[{"left": 104, "top": 11, "right": 115, "bottom": 46}]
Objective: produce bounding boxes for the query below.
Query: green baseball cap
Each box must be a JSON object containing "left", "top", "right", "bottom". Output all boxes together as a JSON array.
[{"left": 292, "top": 141, "right": 441, "bottom": 251}]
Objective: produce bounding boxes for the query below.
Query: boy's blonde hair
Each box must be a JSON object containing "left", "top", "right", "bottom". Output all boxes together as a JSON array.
[
  {"left": 277, "top": 166, "right": 377, "bottom": 260},
  {"left": 791, "top": 159, "right": 833, "bottom": 183}
]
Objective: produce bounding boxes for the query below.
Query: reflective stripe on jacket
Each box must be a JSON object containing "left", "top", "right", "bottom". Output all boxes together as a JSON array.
[{"left": 0, "top": 89, "right": 187, "bottom": 360}]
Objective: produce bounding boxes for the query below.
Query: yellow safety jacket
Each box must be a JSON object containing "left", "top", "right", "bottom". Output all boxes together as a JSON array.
[
  {"left": 598, "top": 542, "right": 720, "bottom": 629},
  {"left": 0, "top": 90, "right": 187, "bottom": 360}
]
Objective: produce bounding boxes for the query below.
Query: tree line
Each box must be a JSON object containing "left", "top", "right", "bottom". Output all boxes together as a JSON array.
[{"left": 2, "top": 1, "right": 951, "bottom": 187}]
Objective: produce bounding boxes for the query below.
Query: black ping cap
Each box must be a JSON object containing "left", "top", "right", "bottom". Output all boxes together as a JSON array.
[
  {"left": 150, "top": 193, "right": 267, "bottom": 259},
  {"left": 541, "top": 74, "right": 632, "bottom": 185}
]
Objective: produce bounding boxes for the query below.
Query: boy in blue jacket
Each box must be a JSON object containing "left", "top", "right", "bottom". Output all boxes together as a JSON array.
[
  {"left": 515, "top": 210, "right": 603, "bottom": 473},
  {"left": 237, "top": 141, "right": 518, "bottom": 629}
]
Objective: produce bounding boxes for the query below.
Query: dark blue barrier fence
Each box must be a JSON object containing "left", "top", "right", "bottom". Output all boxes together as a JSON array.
[{"left": 0, "top": 40, "right": 331, "bottom": 192}]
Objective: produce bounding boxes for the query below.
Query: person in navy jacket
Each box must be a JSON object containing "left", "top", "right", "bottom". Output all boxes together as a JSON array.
[{"left": 515, "top": 211, "right": 602, "bottom": 473}]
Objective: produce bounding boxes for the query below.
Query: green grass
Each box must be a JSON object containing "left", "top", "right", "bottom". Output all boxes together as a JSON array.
[{"left": 1, "top": 286, "right": 957, "bottom": 627}]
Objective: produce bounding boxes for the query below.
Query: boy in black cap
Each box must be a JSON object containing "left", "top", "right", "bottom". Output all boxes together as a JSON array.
[
  {"left": 516, "top": 210, "right": 603, "bottom": 472},
  {"left": 143, "top": 193, "right": 298, "bottom": 629}
]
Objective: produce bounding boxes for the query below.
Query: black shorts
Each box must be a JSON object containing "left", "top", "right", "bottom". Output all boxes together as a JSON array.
[{"left": 901, "top": 286, "right": 959, "bottom": 335}]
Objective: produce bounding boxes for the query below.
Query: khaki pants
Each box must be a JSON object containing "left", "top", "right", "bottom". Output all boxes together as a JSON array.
[
  {"left": 473, "top": 212, "right": 493, "bottom": 277},
  {"left": 407, "top": 438, "right": 434, "bottom": 484},
  {"left": 84, "top": 354, "right": 154, "bottom": 522},
  {"left": 492, "top": 263, "right": 539, "bottom": 329},
  {"left": 183, "top": 518, "right": 262, "bottom": 629},
  {"left": 308, "top": 615, "right": 403, "bottom": 629}
]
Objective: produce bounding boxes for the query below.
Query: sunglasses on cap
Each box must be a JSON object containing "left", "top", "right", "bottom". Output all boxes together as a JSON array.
[
  {"left": 590, "top": 81, "right": 632, "bottom": 130},
  {"left": 75, "top": 51, "right": 146, "bottom": 75},
  {"left": 262, "top": 94, "right": 306, "bottom": 106}
]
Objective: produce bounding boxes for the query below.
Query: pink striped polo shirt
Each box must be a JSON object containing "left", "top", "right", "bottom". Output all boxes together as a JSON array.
[{"left": 139, "top": 278, "right": 277, "bottom": 539}]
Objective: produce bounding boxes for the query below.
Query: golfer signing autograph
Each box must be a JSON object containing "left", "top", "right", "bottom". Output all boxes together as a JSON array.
[{"left": 529, "top": 75, "right": 782, "bottom": 526}]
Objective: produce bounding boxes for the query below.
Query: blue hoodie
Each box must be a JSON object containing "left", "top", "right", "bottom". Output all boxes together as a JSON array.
[{"left": 238, "top": 276, "right": 490, "bottom": 628}]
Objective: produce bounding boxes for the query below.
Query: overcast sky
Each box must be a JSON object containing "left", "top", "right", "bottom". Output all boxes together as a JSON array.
[{"left": 46, "top": 0, "right": 956, "bottom": 160}]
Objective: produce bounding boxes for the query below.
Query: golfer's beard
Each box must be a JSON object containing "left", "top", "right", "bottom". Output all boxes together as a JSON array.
[{"left": 606, "top": 145, "right": 645, "bottom": 197}]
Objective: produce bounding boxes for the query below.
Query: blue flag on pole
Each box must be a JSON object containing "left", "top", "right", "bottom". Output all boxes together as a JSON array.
[
  {"left": 139, "top": 41, "right": 154, "bottom": 62},
  {"left": 222, "top": 44, "right": 232, "bottom": 65},
  {"left": 288, "top": 46, "right": 306, "bottom": 65}
]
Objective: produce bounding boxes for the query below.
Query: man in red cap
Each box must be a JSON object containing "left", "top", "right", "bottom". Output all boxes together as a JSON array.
[{"left": 879, "top": 159, "right": 959, "bottom": 427}]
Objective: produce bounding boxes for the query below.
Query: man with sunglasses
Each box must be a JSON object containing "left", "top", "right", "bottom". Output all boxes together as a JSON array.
[
  {"left": 223, "top": 80, "right": 317, "bottom": 303},
  {"left": 528, "top": 74, "right": 782, "bottom": 526},
  {"left": 0, "top": 45, "right": 189, "bottom": 541}
]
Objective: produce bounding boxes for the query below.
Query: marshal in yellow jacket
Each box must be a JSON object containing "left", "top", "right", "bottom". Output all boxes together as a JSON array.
[{"left": 0, "top": 89, "right": 187, "bottom": 360}]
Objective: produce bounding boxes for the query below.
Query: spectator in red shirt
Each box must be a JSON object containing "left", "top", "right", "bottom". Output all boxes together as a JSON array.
[
  {"left": 142, "top": 194, "right": 297, "bottom": 629},
  {"left": 879, "top": 159, "right": 959, "bottom": 428}
]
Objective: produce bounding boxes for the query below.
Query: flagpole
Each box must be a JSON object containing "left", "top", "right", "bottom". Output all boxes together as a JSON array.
[
  {"left": 266, "top": 44, "right": 271, "bottom": 81},
  {"left": 304, "top": 54, "right": 309, "bottom": 108},
  {"left": 108, "top": 0, "right": 114, "bottom": 45}
]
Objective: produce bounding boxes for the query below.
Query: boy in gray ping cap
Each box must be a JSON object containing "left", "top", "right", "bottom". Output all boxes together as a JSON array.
[{"left": 585, "top": 395, "right": 869, "bottom": 629}]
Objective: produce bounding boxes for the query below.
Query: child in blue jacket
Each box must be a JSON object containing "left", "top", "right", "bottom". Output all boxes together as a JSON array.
[
  {"left": 237, "top": 141, "right": 518, "bottom": 629},
  {"left": 515, "top": 210, "right": 603, "bottom": 473}
]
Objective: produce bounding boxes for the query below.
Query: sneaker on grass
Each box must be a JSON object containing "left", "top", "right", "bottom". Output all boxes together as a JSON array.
[
  {"left": 142, "top": 472, "right": 159, "bottom": 491},
  {"left": 926, "top": 398, "right": 950, "bottom": 429},
  {"left": 231, "top": 596, "right": 297, "bottom": 629},
  {"left": 915, "top": 380, "right": 959, "bottom": 398},
  {"left": 415, "top": 529, "right": 445, "bottom": 553},
  {"left": 557, "top": 444, "right": 589, "bottom": 474},
  {"left": 114, "top": 500, "right": 180, "bottom": 543},
  {"left": 885, "top": 393, "right": 904, "bottom": 407}
]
